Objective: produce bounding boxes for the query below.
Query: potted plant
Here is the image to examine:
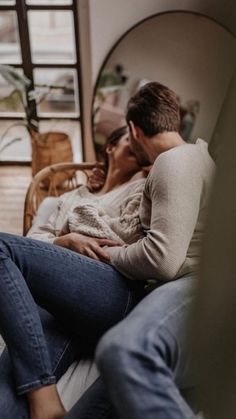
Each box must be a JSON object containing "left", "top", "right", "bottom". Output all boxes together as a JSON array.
[{"left": 0, "top": 64, "right": 73, "bottom": 176}]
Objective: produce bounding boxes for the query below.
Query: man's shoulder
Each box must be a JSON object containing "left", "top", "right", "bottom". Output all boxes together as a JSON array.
[
  {"left": 148, "top": 139, "right": 214, "bottom": 188},
  {"left": 153, "top": 139, "right": 211, "bottom": 170},
  {"left": 151, "top": 143, "right": 191, "bottom": 173}
]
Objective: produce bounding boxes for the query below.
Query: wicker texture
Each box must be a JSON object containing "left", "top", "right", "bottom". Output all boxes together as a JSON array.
[{"left": 23, "top": 162, "right": 100, "bottom": 236}]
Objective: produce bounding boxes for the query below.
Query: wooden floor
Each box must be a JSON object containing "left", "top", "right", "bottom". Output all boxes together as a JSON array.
[{"left": 0, "top": 166, "right": 32, "bottom": 235}]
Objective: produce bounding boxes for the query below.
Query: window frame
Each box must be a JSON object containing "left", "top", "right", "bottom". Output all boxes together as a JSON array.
[{"left": 0, "top": 0, "right": 84, "bottom": 161}]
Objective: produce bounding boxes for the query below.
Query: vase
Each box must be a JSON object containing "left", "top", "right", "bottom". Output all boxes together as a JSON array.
[{"left": 31, "top": 131, "right": 74, "bottom": 187}]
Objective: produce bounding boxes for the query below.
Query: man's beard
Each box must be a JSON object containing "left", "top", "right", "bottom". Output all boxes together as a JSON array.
[{"left": 130, "top": 139, "right": 150, "bottom": 167}]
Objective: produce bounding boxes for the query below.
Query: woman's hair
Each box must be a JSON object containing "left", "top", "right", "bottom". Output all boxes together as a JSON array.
[
  {"left": 104, "top": 125, "right": 128, "bottom": 168},
  {"left": 126, "top": 82, "right": 180, "bottom": 136}
]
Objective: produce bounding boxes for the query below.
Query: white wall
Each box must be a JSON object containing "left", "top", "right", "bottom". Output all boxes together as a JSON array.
[
  {"left": 80, "top": 0, "right": 236, "bottom": 157},
  {"left": 211, "top": 70, "right": 236, "bottom": 155},
  {"left": 105, "top": 13, "right": 236, "bottom": 142},
  {"left": 89, "top": 0, "right": 236, "bottom": 83}
]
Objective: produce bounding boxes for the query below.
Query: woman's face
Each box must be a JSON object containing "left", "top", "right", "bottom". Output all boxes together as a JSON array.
[{"left": 110, "top": 133, "right": 141, "bottom": 175}]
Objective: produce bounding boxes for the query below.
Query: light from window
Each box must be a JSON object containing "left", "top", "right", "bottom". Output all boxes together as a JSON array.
[
  {"left": 0, "top": 1, "right": 16, "bottom": 5},
  {"left": 34, "top": 67, "right": 79, "bottom": 117},
  {"left": 0, "top": 12, "right": 22, "bottom": 64},
  {"left": 28, "top": 10, "right": 76, "bottom": 64},
  {"left": 26, "top": 1, "right": 72, "bottom": 6},
  {"left": 0, "top": 70, "right": 25, "bottom": 115}
]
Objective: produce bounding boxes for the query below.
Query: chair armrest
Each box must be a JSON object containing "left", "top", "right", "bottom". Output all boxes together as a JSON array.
[{"left": 23, "top": 162, "right": 102, "bottom": 236}]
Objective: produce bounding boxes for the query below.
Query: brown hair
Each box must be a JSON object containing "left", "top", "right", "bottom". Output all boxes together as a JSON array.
[
  {"left": 126, "top": 82, "right": 180, "bottom": 137},
  {"left": 103, "top": 125, "right": 128, "bottom": 168}
]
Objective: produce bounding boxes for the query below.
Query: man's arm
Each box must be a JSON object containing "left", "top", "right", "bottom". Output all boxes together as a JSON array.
[{"left": 106, "top": 149, "right": 203, "bottom": 281}]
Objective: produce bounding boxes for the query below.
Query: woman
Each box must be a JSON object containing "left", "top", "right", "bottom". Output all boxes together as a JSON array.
[
  {"left": 28, "top": 126, "right": 146, "bottom": 254},
  {"left": 0, "top": 126, "right": 147, "bottom": 419}
]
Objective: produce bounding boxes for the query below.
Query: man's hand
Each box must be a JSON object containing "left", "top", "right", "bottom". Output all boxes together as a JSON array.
[{"left": 54, "top": 233, "right": 121, "bottom": 262}]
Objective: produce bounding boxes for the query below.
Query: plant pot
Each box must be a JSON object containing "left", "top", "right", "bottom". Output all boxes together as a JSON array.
[{"left": 31, "top": 131, "right": 74, "bottom": 187}]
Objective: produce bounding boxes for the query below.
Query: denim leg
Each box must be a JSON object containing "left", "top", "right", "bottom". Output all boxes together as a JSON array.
[
  {"left": 96, "top": 275, "right": 197, "bottom": 419},
  {"left": 64, "top": 377, "right": 116, "bottom": 419},
  {"left": 0, "top": 348, "right": 28, "bottom": 419},
  {"left": 0, "top": 232, "right": 142, "bottom": 395},
  {"left": 0, "top": 245, "right": 56, "bottom": 394},
  {"left": 0, "top": 307, "right": 79, "bottom": 419}
]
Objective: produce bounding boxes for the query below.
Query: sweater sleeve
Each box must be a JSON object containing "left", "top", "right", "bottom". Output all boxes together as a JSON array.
[
  {"left": 27, "top": 189, "right": 76, "bottom": 243},
  {"left": 106, "top": 150, "right": 203, "bottom": 281},
  {"left": 27, "top": 198, "right": 64, "bottom": 243}
]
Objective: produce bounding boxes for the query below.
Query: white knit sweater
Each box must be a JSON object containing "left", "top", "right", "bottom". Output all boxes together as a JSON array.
[{"left": 28, "top": 179, "right": 145, "bottom": 245}]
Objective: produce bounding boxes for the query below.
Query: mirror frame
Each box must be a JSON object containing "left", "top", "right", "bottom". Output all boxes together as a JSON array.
[{"left": 91, "top": 9, "right": 236, "bottom": 153}]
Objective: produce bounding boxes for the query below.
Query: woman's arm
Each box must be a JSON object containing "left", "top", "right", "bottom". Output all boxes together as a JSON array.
[
  {"left": 27, "top": 190, "right": 76, "bottom": 243},
  {"left": 27, "top": 203, "right": 63, "bottom": 243}
]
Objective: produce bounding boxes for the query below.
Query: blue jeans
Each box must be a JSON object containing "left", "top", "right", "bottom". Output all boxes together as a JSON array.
[
  {"left": 0, "top": 233, "right": 144, "bottom": 417},
  {"left": 94, "top": 275, "right": 197, "bottom": 419},
  {"left": 0, "top": 307, "right": 79, "bottom": 419}
]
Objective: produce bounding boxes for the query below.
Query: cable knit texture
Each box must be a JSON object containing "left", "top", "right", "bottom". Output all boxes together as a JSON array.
[{"left": 28, "top": 179, "right": 145, "bottom": 245}]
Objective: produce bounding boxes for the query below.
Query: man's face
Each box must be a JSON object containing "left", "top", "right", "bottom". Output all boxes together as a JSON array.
[{"left": 128, "top": 126, "right": 150, "bottom": 167}]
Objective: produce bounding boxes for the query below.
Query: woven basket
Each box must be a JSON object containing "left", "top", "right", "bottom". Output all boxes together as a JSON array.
[{"left": 31, "top": 131, "right": 74, "bottom": 187}]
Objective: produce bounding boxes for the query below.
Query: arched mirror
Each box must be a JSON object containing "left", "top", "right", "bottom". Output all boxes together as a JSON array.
[{"left": 92, "top": 11, "right": 236, "bottom": 160}]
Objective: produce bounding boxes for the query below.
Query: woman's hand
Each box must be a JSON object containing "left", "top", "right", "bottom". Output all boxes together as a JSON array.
[
  {"left": 54, "top": 233, "right": 121, "bottom": 262},
  {"left": 87, "top": 167, "right": 106, "bottom": 192}
]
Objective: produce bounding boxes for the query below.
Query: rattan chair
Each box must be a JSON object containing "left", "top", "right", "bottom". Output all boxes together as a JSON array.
[{"left": 23, "top": 162, "right": 102, "bottom": 236}]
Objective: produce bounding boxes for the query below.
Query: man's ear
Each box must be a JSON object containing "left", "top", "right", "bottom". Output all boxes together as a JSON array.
[
  {"left": 129, "top": 121, "right": 139, "bottom": 141},
  {"left": 129, "top": 121, "right": 142, "bottom": 141}
]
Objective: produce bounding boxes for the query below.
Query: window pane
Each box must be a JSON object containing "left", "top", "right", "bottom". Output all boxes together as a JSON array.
[
  {"left": 0, "top": 12, "right": 21, "bottom": 64},
  {"left": 28, "top": 11, "right": 76, "bottom": 64},
  {"left": 26, "top": 0, "right": 72, "bottom": 5},
  {"left": 0, "top": 1, "right": 15, "bottom": 5},
  {"left": 34, "top": 68, "right": 79, "bottom": 116},
  {"left": 0, "top": 69, "right": 25, "bottom": 115},
  {"left": 0, "top": 120, "right": 31, "bottom": 162}
]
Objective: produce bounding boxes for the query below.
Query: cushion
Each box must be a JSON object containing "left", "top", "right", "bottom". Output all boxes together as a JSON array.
[{"left": 57, "top": 359, "right": 99, "bottom": 410}]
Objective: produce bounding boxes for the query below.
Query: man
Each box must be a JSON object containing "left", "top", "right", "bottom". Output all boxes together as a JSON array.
[
  {"left": 64, "top": 81, "right": 215, "bottom": 418},
  {"left": 94, "top": 82, "right": 215, "bottom": 418}
]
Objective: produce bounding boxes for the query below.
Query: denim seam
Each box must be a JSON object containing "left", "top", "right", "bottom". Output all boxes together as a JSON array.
[
  {"left": 52, "top": 338, "right": 73, "bottom": 374},
  {"left": 158, "top": 296, "right": 195, "bottom": 330},
  {"left": 122, "top": 290, "right": 132, "bottom": 318}
]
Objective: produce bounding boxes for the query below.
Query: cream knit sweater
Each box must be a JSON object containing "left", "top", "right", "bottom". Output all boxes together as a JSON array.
[{"left": 28, "top": 179, "right": 145, "bottom": 245}]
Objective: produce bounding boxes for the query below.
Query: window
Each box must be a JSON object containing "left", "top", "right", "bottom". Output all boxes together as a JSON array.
[{"left": 0, "top": 0, "right": 83, "bottom": 163}]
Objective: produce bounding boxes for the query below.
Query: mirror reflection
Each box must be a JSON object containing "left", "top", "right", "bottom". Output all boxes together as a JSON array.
[{"left": 93, "top": 12, "right": 236, "bottom": 160}]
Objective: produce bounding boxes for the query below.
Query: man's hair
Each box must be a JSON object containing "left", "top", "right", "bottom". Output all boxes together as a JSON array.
[{"left": 126, "top": 82, "right": 180, "bottom": 137}]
